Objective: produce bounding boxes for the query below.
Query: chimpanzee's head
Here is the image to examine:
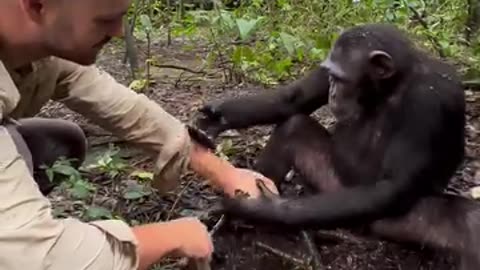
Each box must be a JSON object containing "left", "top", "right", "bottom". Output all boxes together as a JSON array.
[{"left": 320, "top": 24, "right": 413, "bottom": 121}]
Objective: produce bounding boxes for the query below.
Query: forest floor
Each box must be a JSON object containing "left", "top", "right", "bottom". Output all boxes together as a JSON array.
[{"left": 38, "top": 36, "right": 480, "bottom": 270}]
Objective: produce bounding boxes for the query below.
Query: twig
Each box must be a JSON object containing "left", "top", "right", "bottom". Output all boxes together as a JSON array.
[
  {"left": 210, "top": 215, "right": 226, "bottom": 236},
  {"left": 166, "top": 179, "right": 194, "bottom": 221},
  {"left": 302, "top": 230, "right": 323, "bottom": 269},
  {"left": 130, "top": 156, "right": 152, "bottom": 167},
  {"left": 255, "top": 241, "right": 308, "bottom": 266},
  {"left": 150, "top": 63, "right": 207, "bottom": 75},
  {"left": 315, "top": 230, "right": 364, "bottom": 245}
]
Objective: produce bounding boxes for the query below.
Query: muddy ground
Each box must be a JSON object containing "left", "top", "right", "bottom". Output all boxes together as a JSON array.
[{"left": 38, "top": 37, "right": 480, "bottom": 270}]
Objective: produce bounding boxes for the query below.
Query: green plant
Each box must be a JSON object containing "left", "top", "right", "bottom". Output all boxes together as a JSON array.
[
  {"left": 86, "top": 144, "right": 128, "bottom": 179},
  {"left": 127, "top": 0, "right": 478, "bottom": 86},
  {"left": 43, "top": 158, "right": 96, "bottom": 200}
]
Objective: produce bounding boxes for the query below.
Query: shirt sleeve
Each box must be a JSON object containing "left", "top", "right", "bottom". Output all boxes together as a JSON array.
[
  {"left": 0, "top": 61, "right": 21, "bottom": 121},
  {"left": 50, "top": 58, "right": 192, "bottom": 193}
]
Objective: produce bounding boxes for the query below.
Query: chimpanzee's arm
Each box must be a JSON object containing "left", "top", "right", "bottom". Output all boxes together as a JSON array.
[
  {"left": 222, "top": 117, "right": 436, "bottom": 229},
  {"left": 202, "top": 66, "right": 330, "bottom": 131}
]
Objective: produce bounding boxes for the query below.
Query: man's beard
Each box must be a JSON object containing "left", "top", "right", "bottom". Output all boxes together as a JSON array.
[
  {"left": 43, "top": 36, "right": 108, "bottom": 66},
  {"left": 46, "top": 44, "right": 99, "bottom": 66}
]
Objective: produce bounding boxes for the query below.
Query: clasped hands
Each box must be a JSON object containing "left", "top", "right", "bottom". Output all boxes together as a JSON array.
[{"left": 165, "top": 102, "right": 282, "bottom": 263}]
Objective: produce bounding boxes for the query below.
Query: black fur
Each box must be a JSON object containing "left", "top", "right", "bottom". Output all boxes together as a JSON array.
[{"left": 196, "top": 24, "right": 480, "bottom": 268}]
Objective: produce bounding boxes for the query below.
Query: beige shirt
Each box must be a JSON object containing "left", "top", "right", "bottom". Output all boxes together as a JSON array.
[{"left": 0, "top": 56, "right": 192, "bottom": 192}]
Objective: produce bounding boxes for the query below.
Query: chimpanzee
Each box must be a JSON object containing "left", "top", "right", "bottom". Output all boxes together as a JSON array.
[{"left": 195, "top": 23, "right": 480, "bottom": 269}]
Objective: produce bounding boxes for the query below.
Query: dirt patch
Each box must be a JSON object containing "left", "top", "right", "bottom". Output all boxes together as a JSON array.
[{"left": 38, "top": 38, "right": 480, "bottom": 270}]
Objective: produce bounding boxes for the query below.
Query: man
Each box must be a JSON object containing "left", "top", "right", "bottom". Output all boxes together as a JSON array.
[{"left": 0, "top": 0, "right": 278, "bottom": 270}]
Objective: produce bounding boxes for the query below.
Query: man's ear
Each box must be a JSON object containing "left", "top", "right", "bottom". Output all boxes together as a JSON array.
[
  {"left": 19, "top": 0, "right": 46, "bottom": 23},
  {"left": 369, "top": 50, "right": 395, "bottom": 80}
]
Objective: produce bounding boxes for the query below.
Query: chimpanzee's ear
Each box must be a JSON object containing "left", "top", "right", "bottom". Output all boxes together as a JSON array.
[{"left": 369, "top": 50, "right": 395, "bottom": 80}]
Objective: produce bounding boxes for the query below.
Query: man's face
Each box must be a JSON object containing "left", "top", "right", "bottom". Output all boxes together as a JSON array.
[{"left": 38, "top": 0, "right": 131, "bottom": 65}]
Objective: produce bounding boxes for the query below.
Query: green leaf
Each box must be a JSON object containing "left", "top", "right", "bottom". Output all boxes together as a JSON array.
[
  {"left": 232, "top": 46, "right": 255, "bottom": 66},
  {"left": 130, "top": 170, "right": 154, "bottom": 181},
  {"left": 236, "top": 18, "right": 262, "bottom": 41},
  {"left": 85, "top": 206, "right": 112, "bottom": 220},
  {"left": 139, "top": 15, "right": 153, "bottom": 33},
  {"left": 70, "top": 180, "right": 94, "bottom": 200},
  {"left": 52, "top": 164, "right": 79, "bottom": 177},
  {"left": 123, "top": 190, "right": 147, "bottom": 200},
  {"left": 129, "top": 79, "right": 148, "bottom": 92},
  {"left": 279, "top": 32, "right": 297, "bottom": 56},
  {"left": 273, "top": 57, "right": 293, "bottom": 75},
  {"left": 309, "top": 47, "right": 326, "bottom": 60},
  {"left": 46, "top": 169, "right": 55, "bottom": 183},
  {"left": 122, "top": 182, "right": 151, "bottom": 200},
  {"left": 219, "top": 11, "right": 236, "bottom": 30}
]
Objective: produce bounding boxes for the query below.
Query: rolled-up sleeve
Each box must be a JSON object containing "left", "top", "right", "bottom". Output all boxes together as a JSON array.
[{"left": 50, "top": 58, "right": 191, "bottom": 192}]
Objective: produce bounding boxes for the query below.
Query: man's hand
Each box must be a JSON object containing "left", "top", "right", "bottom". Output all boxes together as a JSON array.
[
  {"left": 188, "top": 140, "right": 279, "bottom": 199},
  {"left": 132, "top": 216, "right": 214, "bottom": 270},
  {"left": 169, "top": 217, "right": 214, "bottom": 259},
  {"left": 223, "top": 168, "right": 279, "bottom": 198}
]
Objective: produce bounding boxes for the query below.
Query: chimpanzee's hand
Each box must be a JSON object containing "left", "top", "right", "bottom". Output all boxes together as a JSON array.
[
  {"left": 220, "top": 178, "right": 285, "bottom": 223},
  {"left": 195, "top": 100, "right": 230, "bottom": 139}
]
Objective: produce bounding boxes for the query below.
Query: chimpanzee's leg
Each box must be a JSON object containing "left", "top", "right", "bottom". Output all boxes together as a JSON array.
[
  {"left": 254, "top": 115, "right": 480, "bottom": 269},
  {"left": 369, "top": 193, "right": 480, "bottom": 270},
  {"left": 254, "top": 114, "right": 341, "bottom": 192},
  {"left": 8, "top": 118, "right": 87, "bottom": 195}
]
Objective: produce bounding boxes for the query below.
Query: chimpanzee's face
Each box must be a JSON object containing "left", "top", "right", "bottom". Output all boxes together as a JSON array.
[
  {"left": 320, "top": 45, "right": 395, "bottom": 122},
  {"left": 320, "top": 48, "right": 366, "bottom": 122}
]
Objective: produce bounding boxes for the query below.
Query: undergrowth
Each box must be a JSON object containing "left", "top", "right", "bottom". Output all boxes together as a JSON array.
[{"left": 126, "top": 0, "right": 480, "bottom": 87}]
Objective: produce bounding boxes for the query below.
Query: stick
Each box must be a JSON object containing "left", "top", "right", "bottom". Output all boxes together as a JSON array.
[
  {"left": 315, "top": 230, "right": 364, "bottom": 245},
  {"left": 254, "top": 241, "right": 307, "bottom": 266},
  {"left": 209, "top": 215, "right": 226, "bottom": 236},
  {"left": 150, "top": 63, "right": 207, "bottom": 75},
  {"left": 302, "top": 230, "right": 323, "bottom": 269},
  {"left": 166, "top": 180, "right": 194, "bottom": 221}
]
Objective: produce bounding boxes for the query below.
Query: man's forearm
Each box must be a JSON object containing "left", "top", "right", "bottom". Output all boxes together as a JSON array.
[{"left": 188, "top": 142, "right": 236, "bottom": 193}]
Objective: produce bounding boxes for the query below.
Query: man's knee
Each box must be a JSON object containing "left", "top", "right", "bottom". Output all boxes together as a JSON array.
[
  {"left": 17, "top": 118, "right": 87, "bottom": 168},
  {"left": 12, "top": 118, "right": 87, "bottom": 195}
]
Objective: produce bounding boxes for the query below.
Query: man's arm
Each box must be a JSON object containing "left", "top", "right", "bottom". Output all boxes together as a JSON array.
[{"left": 50, "top": 58, "right": 275, "bottom": 196}]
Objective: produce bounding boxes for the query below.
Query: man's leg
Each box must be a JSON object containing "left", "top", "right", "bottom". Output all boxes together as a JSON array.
[
  {"left": 0, "top": 120, "right": 140, "bottom": 270},
  {"left": 12, "top": 117, "right": 87, "bottom": 195},
  {"left": 2, "top": 118, "right": 212, "bottom": 270}
]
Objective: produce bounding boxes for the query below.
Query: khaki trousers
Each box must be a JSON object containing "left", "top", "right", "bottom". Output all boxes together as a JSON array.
[{"left": 0, "top": 123, "right": 139, "bottom": 270}]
